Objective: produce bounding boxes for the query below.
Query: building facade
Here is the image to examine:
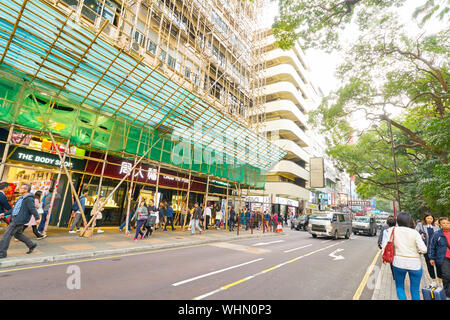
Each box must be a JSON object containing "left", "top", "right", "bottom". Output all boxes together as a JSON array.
[{"left": 0, "top": 0, "right": 285, "bottom": 227}]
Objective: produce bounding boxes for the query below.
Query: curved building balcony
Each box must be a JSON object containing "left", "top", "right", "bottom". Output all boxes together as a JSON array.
[
  {"left": 260, "top": 63, "right": 308, "bottom": 97},
  {"left": 261, "top": 82, "right": 308, "bottom": 112},
  {"left": 263, "top": 48, "right": 309, "bottom": 85},
  {"left": 269, "top": 160, "right": 309, "bottom": 181},
  {"left": 264, "top": 182, "right": 310, "bottom": 201},
  {"left": 271, "top": 139, "right": 310, "bottom": 164},
  {"left": 261, "top": 119, "right": 309, "bottom": 147},
  {"left": 258, "top": 99, "right": 308, "bottom": 130}
]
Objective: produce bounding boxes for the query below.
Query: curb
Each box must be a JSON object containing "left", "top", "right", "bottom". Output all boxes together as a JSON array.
[{"left": 0, "top": 232, "right": 284, "bottom": 269}]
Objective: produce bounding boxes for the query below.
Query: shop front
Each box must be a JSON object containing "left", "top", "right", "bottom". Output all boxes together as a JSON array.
[{"left": 0, "top": 129, "right": 86, "bottom": 227}]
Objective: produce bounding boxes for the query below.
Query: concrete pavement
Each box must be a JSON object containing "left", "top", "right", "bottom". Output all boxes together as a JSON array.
[{"left": 0, "top": 223, "right": 284, "bottom": 269}]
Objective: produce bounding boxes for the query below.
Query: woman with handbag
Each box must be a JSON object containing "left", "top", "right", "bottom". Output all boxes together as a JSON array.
[
  {"left": 132, "top": 200, "right": 148, "bottom": 241},
  {"left": 416, "top": 213, "right": 441, "bottom": 284},
  {"left": 382, "top": 212, "right": 428, "bottom": 300}
]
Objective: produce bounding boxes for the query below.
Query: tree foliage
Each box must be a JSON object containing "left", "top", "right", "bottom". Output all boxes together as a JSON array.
[{"left": 272, "top": 0, "right": 450, "bottom": 51}]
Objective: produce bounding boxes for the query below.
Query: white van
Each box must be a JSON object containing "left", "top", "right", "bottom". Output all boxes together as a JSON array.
[{"left": 308, "top": 211, "right": 352, "bottom": 240}]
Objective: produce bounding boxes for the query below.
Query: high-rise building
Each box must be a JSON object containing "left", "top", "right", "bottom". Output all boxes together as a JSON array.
[{"left": 0, "top": 0, "right": 284, "bottom": 227}]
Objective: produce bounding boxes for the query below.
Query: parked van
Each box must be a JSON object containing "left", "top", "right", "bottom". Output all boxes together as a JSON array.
[{"left": 308, "top": 211, "right": 352, "bottom": 240}]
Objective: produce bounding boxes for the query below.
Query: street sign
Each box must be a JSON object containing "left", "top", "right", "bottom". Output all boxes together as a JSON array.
[{"left": 348, "top": 200, "right": 371, "bottom": 207}]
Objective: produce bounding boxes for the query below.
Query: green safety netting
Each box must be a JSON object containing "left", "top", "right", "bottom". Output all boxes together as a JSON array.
[{"left": 0, "top": 0, "right": 286, "bottom": 188}]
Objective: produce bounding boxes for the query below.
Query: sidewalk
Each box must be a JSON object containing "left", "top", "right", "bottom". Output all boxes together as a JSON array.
[
  {"left": 0, "top": 224, "right": 283, "bottom": 269},
  {"left": 372, "top": 254, "right": 434, "bottom": 300}
]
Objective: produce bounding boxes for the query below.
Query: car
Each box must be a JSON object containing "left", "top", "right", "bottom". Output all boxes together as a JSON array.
[
  {"left": 308, "top": 211, "right": 352, "bottom": 240},
  {"left": 291, "top": 215, "right": 310, "bottom": 231},
  {"left": 352, "top": 216, "right": 378, "bottom": 236}
]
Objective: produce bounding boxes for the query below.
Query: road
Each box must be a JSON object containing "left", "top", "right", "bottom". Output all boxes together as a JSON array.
[{"left": 0, "top": 227, "right": 380, "bottom": 300}]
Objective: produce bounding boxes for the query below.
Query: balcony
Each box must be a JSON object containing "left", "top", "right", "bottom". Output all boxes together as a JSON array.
[
  {"left": 260, "top": 63, "right": 308, "bottom": 95},
  {"left": 261, "top": 82, "right": 309, "bottom": 112},
  {"left": 258, "top": 99, "right": 308, "bottom": 130},
  {"left": 269, "top": 160, "right": 309, "bottom": 181},
  {"left": 271, "top": 139, "right": 310, "bottom": 164},
  {"left": 264, "top": 182, "right": 310, "bottom": 201},
  {"left": 261, "top": 119, "right": 310, "bottom": 147}
]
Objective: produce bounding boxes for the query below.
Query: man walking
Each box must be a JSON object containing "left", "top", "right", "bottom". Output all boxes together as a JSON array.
[
  {"left": 38, "top": 187, "right": 61, "bottom": 234},
  {"left": 0, "top": 184, "right": 40, "bottom": 258},
  {"left": 164, "top": 202, "right": 175, "bottom": 231},
  {"left": 69, "top": 189, "right": 88, "bottom": 233},
  {"left": 0, "top": 182, "right": 12, "bottom": 225},
  {"left": 229, "top": 207, "right": 236, "bottom": 231},
  {"left": 204, "top": 205, "right": 211, "bottom": 230},
  {"left": 191, "top": 202, "right": 202, "bottom": 235}
]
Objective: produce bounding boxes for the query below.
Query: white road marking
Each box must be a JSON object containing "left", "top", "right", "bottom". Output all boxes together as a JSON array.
[
  {"left": 172, "top": 258, "right": 264, "bottom": 287},
  {"left": 193, "top": 241, "right": 346, "bottom": 300},
  {"left": 283, "top": 244, "right": 312, "bottom": 253},
  {"left": 329, "top": 248, "right": 345, "bottom": 260},
  {"left": 252, "top": 240, "right": 285, "bottom": 246}
]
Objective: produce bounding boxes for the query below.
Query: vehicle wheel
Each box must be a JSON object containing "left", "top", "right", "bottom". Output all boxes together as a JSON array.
[
  {"left": 334, "top": 230, "right": 339, "bottom": 240},
  {"left": 345, "top": 230, "right": 350, "bottom": 239},
  {"left": 312, "top": 234, "right": 317, "bottom": 238}
]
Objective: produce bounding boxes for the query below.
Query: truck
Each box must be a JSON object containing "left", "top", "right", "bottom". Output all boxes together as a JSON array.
[{"left": 352, "top": 216, "right": 377, "bottom": 236}]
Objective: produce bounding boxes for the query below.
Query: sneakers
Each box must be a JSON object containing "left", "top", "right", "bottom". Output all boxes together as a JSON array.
[
  {"left": 69, "top": 230, "right": 76, "bottom": 234},
  {"left": 97, "top": 229, "right": 104, "bottom": 233},
  {"left": 26, "top": 243, "right": 37, "bottom": 254},
  {"left": 133, "top": 238, "right": 137, "bottom": 242},
  {"left": 140, "top": 234, "right": 144, "bottom": 240},
  {"left": 76, "top": 229, "right": 80, "bottom": 233}
]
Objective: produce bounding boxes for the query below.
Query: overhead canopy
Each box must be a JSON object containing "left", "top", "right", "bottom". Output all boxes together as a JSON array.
[{"left": 0, "top": 0, "right": 286, "bottom": 188}]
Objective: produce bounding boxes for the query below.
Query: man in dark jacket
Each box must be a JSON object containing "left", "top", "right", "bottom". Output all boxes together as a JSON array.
[
  {"left": 229, "top": 207, "right": 236, "bottom": 231},
  {"left": 0, "top": 184, "right": 40, "bottom": 258},
  {"left": 429, "top": 217, "right": 450, "bottom": 297},
  {"left": 164, "top": 202, "right": 175, "bottom": 231},
  {"left": 0, "top": 182, "right": 12, "bottom": 225}
]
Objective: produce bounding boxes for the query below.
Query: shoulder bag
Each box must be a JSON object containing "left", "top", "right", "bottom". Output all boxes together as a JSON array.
[{"left": 382, "top": 227, "right": 395, "bottom": 264}]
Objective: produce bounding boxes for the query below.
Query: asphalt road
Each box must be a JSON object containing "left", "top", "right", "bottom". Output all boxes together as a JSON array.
[{"left": 0, "top": 227, "right": 380, "bottom": 300}]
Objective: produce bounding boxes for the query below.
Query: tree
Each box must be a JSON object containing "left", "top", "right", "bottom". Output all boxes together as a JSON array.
[
  {"left": 309, "top": 13, "right": 449, "bottom": 217},
  {"left": 272, "top": 0, "right": 450, "bottom": 50}
]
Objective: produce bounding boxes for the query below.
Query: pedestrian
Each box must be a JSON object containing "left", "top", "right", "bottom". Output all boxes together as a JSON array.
[
  {"left": 180, "top": 202, "right": 188, "bottom": 230},
  {"left": 0, "top": 182, "right": 11, "bottom": 225},
  {"left": 22, "top": 191, "right": 45, "bottom": 239},
  {"left": 272, "top": 214, "right": 278, "bottom": 232},
  {"left": 164, "top": 202, "right": 175, "bottom": 231},
  {"left": 144, "top": 199, "right": 157, "bottom": 237},
  {"left": 211, "top": 203, "right": 217, "bottom": 229},
  {"left": 0, "top": 184, "right": 41, "bottom": 258},
  {"left": 228, "top": 207, "right": 236, "bottom": 231},
  {"left": 119, "top": 200, "right": 136, "bottom": 233},
  {"left": 429, "top": 216, "right": 450, "bottom": 296},
  {"left": 158, "top": 201, "right": 167, "bottom": 231},
  {"left": 264, "top": 211, "right": 270, "bottom": 231},
  {"left": 378, "top": 215, "right": 396, "bottom": 279},
  {"left": 204, "top": 205, "right": 211, "bottom": 230},
  {"left": 382, "top": 212, "right": 427, "bottom": 300},
  {"left": 93, "top": 197, "right": 104, "bottom": 234},
  {"left": 69, "top": 189, "right": 88, "bottom": 233},
  {"left": 245, "top": 208, "right": 250, "bottom": 230},
  {"left": 132, "top": 200, "right": 148, "bottom": 241},
  {"left": 215, "top": 207, "right": 222, "bottom": 229},
  {"left": 415, "top": 213, "right": 441, "bottom": 284},
  {"left": 38, "top": 187, "right": 61, "bottom": 234},
  {"left": 191, "top": 202, "right": 202, "bottom": 235}
]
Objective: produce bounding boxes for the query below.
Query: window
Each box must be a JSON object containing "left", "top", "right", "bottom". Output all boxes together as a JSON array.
[
  {"left": 167, "top": 55, "right": 176, "bottom": 69},
  {"left": 338, "top": 215, "right": 345, "bottom": 222},
  {"left": 184, "top": 67, "right": 191, "bottom": 79},
  {"left": 160, "top": 49, "right": 167, "bottom": 63},
  {"left": 147, "top": 40, "right": 156, "bottom": 54},
  {"left": 219, "top": 52, "right": 226, "bottom": 68},
  {"left": 212, "top": 46, "right": 219, "bottom": 60},
  {"left": 134, "top": 30, "right": 145, "bottom": 46}
]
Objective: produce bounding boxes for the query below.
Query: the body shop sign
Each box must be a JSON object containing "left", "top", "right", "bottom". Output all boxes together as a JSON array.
[{"left": 10, "top": 147, "right": 85, "bottom": 171}]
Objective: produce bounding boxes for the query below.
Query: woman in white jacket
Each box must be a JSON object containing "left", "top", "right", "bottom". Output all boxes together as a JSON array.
[{"left": 382, "top": 212, "right": 427, "bottom": 300}]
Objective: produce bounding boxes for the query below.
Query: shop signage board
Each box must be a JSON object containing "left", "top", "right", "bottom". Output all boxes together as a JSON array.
[
  {"left": 349, "top": 200, "right": 371, "bottom": 207},
  {"left": 9, "top": 147, "right": 86, "bottom": 171},
  {"left": 243, "top": 196, "right": 299, "bottom": 207},
  {"left": 85, "top": 152, "right": 206, "bottom": 192}
]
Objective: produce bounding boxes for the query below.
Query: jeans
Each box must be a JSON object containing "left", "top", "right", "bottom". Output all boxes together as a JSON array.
[
  {"left": 69, "top": 212, "right": 82, "bottom": 231},
  {"left": 119, "top": 215, "right": 133, "bottom": 232},
  {"left": 135, "top": 219, "right": 146, "bottom": 239},
  {"left": 191, "top": 219, "right": 202, "bottom": 234},
  {"left": 442, "top": 258, "right": 450, "bottom": 298},
  {"left": 164, "top": 217, "right": 174, "bottom": 231},
  {"left": 392, "top": 265, "right": 422, "bottom": 300},
  {"left": 216, "top": 219, "right": 221, "bottom": 228},
  {"left": 0, "top": 220, "right": 35, "bottom": 257},
  {"left": 37, "top": 210, "right": 50, "bottom": 233}
]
